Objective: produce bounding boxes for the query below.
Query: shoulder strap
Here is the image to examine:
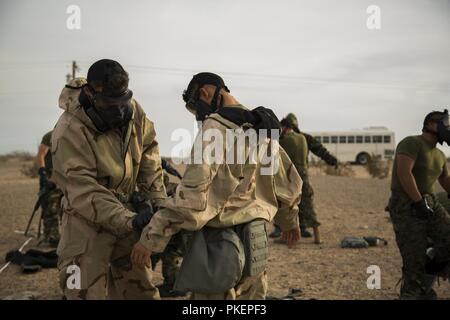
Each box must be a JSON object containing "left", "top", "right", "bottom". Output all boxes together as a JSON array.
[{"left": 207, "top": 113, "right": 241, "bottom": 129}]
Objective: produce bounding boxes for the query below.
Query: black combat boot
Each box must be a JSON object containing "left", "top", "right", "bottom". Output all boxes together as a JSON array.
[
  {"left": 269, "top": 225, "right": 282, "bottom": 238},
  {"left": 399, "top": 272, "right": 437, "bottom": 300},
  {"left": 300, "top": 225, "right": 312, "bottom": 238},
  {"left": 157, "top": 282, "right": 187, "bottom": 298}
]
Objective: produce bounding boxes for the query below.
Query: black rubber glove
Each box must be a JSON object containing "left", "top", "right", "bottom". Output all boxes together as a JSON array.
[
  {"left": 333, "top": 161, "right": 339, "bottom": 170},
  {"left": 412, "top": 198, "right": 435, "bottom": 220},
  {"left": 132, "top": 204, "right": 154, "bottom": 231},
  {"left": 130, "top": 192, "right": 154, "bottom": 231},
  {"left": 324, "top": 155, "right": 338, "bottom": 169},
  {"left": 38, "top": 167, "right": 49, "bottom": 191}
]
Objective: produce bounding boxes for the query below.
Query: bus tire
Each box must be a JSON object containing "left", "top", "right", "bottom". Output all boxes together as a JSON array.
[{"left": 356, "top": 152, "right": 370, "bottom": 165}]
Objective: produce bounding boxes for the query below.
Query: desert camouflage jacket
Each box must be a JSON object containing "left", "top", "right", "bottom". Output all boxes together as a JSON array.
[
  {"left": 140, "top": 106, "right": 302, "bottom": 252},
  {"left": 51, "top": 78, "right": 166, "bottom": 236}
]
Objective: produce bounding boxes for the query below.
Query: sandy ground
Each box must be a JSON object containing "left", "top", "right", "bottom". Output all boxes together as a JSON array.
[{"left": 0, "top": 158, "right": 449, "bottom": 300}]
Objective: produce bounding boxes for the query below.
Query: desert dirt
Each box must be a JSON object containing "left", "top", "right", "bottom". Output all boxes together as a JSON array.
[{"left": 0, "top": 158, "right": 449, "bottom": 300}]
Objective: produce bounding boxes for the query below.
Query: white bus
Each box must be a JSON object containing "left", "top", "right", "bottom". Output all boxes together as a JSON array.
[{"left": 308, "top": 127, "right": 396, "bottom": 165}]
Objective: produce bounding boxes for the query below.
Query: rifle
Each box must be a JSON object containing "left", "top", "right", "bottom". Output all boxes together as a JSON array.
[{"left": 24, "top": 181, "right": 56, "bottom": 237}]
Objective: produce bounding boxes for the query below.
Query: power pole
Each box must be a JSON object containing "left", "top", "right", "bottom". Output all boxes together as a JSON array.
[
  {"left": 66, "top": 60, "right": 80, "bottom": 83},
  {"left": 72, "top": 61, "right": 79, "bottom": 79}
]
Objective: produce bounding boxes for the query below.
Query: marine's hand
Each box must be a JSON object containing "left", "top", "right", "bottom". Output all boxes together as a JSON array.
[
  {"left": 328, "top": 157, "right": 338, "bottom": 168},
  {"left": 131, "top": 242, "right": 152, "bottom": 270},
  {"left": 131, "top": 204, "right": 154, "bottom": 231},
  {"left": 281, "top": 227, "right": 301, "bottom": 248},
  {"left": 38, "top": 167, "right": 49, "bottom": 190}
]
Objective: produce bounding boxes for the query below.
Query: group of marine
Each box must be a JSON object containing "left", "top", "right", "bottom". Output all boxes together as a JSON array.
[{"left": 32, "top": 59, "right": 450, "bottom": 300}]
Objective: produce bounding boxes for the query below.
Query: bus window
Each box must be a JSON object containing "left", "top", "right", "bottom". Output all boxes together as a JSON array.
[
  {"left": 364, "top": 136, "right": 371, "bottom": 143},
  {"left": 339, "top": 136, "right": 346, "bottom": 144},
  {"left": 331, "top": 136, "right": 338, "bottom": 144},
  {"left": 356, "top": 136, "right": 363, "bottom": 144},
  {"left": 348, "top": 136, "right": 355, "bottom": 144},
  {"left": 323, "top": 136, "right": 330, "bottom": 143},
  {"left": 314, "top": 136, "right": 321, "bottom": 143},
  {"left": 373, "top": 136, "right": 382, "bottom": 143},
  {"left": 383, "top": 135, "right": 391, "bottom": 143}
]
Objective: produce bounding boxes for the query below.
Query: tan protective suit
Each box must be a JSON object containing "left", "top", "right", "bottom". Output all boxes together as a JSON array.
[
  {"left": 52, "top": 78, "right": 166, "bottom": 299},
  {"left": 140, "top": 107, "right": 302, "bottom": 299}
]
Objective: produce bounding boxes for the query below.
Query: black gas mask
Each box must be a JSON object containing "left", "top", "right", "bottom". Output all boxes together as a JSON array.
[
  {"left": 182, "top": 72, "right": 230, "bottom": 122},
  {"left": 80, "top": 86, "right": 133, "bottom": 132},
  {"left": 79, "top": 59, "right": 134, "bottom": 133},
  {"left": 425, "top": 109, "right": 450, "bottom": 146}
]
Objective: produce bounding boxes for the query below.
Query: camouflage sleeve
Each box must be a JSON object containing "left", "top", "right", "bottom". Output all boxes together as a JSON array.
[
  {"left": 136, "top": 116, "right": 167, "bottom": 206},
  {"left": 302, "top": 132, "right": 337, "bottom": 166},
  {"left": 273, "top": 146, "right": 302, "bottom": 231},
  {"left": 139, "top": 119, "right": 224, "bottom": 252},
  {"left": 52, "top": 123, "right": 135, "bottom": 237}
]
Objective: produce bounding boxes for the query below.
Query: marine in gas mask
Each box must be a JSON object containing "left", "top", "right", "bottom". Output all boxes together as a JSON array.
[
  {"left": 52, "top": 59, "right": 166, "bottom": 300},
  {"left": 387, "top": 108, "right": 450, "bottom": 300},
  {"left": 131, "top": 72, "right": 301, "bottom": 300}
]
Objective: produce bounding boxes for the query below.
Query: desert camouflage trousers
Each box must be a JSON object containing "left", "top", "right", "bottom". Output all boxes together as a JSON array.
[
  {"left": 57, "top": 213, "right": 159, "bottom": 300},
  {"left": 298, "top": 171, "right": 320, "bottom": 228},
  {"left": 41, "top": 188, "right": 63, "bottom": 242},
  {"left": 191, "top": 271, "right": 268, "bottom": 300},
  {"left": 388, "top": 192, "right": 450, "bottom": 299}
]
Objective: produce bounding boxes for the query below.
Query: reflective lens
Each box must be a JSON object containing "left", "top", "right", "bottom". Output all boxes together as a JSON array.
[{"left": 93, "top": 91, "right": 132, "bottom": 110}]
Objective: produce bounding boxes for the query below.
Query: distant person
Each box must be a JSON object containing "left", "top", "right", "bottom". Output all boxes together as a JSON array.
[
  {"left": 37, "top": 130, "right": 62, "bottom": 247},
  {"left": 52, "top": 60, "right": 166, "bottom": 299},
  {"left": 387, "top": 109, "right": 450, "bottom": 299},
  {"left": 270, "top": 113, "right": 338, "bottom": 243}
]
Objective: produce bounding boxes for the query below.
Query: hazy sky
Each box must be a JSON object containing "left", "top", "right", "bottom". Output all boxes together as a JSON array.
[{"left": 0, "top": 0, "right": 449, "bottom": 156}]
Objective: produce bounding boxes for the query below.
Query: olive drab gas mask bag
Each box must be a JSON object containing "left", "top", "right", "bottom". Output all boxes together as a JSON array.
[{"left": 174, "top": 226, "right": 245, "bottom": 294}]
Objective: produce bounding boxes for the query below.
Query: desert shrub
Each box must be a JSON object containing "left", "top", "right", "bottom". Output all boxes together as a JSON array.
[
  {"left": 309, "top": 159, "right": 355, "bottom": 177},
  {"left": 365, "top": 154, "right": 392, "bottom": 179},
  {"left": 324, "top": 162, "right": 355, "bottom": 177},
  {"left": 21, "top": 160, "right": 40, "bottom": 178},
  {"left": 0, "top": 151, "right": 34, "bottom": 163}
]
